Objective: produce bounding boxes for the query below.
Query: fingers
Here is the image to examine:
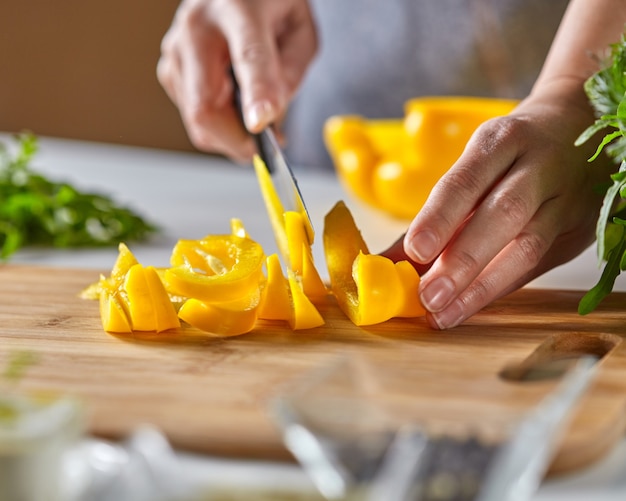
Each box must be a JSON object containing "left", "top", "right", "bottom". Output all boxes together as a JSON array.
[
  {"left": 423, "top": 201, "right": 561, "bottom": 330},
  {"left": 157, "top": 0, "right": 317, "bottom": 160},
  {"left": 214, "top": 0, "right": 317, "bottom": 132},
  {"left": 404, "top": 117, "right": 523, "bottom": 264},
  {"left": 402, "top": 110, "right": 598, "bottom": 330},
  {"left": 157, "top": 1, "right": 255, "bottom": 161},
  {"left": 379, "top": 235, "right": 433, "bottom": 276}
]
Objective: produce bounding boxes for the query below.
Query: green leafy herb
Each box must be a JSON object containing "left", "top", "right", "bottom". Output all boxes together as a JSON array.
[
  {"left": 576, "top": 35, "right": 626, "bottom": 314},
  {"left": 0, "top": 133, "right": 157, "bottom": 260}
]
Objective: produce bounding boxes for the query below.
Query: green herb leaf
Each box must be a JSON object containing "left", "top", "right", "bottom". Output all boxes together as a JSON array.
[
  {"left": 0, "top": 133, "right": 158, "bottom": 260},
  {"left": 577, "top": 34, "right": 626, "bottom": 313},
  {"left": 579, "top": 229, "right": 626, "bottom": 315}
]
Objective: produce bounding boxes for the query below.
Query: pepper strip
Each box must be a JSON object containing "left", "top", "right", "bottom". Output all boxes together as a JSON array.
[
  {"left": 324, "top": 201, "right": 424, "bottom": 326},
  {"left": 164, "top": 233, "right": 265, "bottom": 302}
]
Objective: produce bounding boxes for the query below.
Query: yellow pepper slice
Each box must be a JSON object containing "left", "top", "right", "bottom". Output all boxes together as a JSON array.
[
  {"left": 325, "top": 97, "right": 518, "bottom": 219},
  {"left": 258, "top": 253, "right": 324, "bottom": 330},
  {"left": 165, "top": 233, "right": 265, "bottom": 302},
  {"left": 323, "top": 200, "right": 425, "bottom": 326},
  {"left": 177, "top": 287, "right": 262, "bottom": 337},
  {"left": 98, "top": 276, "right": 132, "bottom": 333},
  {"left": 253, "top": 155, "right": 326, "bottom": 329},
  {"left": 258, "top": 253, "right": 292, "bottom": 321},
  {"left": 124, "top": 264, "right": 180, "bottom": 332},
  {"left": 253, "top": 156, "right": 324, "bottom": 292},
  {"left": 80, "top": 242, "right": 139, "bottom": 300}
]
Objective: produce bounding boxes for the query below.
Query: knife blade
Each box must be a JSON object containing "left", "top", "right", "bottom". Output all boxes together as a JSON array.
[{"left": 229, "top": 68, "right": 314, "bottom": 241}]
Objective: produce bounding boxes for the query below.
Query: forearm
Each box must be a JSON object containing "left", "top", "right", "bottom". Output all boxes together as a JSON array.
[{"left": 533, "top": 0, "right": 626, "bottom": 96}]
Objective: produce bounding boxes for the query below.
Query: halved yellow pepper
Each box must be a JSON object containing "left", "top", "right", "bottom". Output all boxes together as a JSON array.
[
  {"left": 165, "top": 233, "right": 265, "bottom": 302},
  {"left": 324, "top": 200, "right": 425, "bottom": 326},
  {"left": 324, "top": 97, "right": 518, "bottom": 219}
]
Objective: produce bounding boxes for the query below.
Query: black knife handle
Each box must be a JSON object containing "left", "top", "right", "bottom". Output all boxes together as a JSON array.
[{"left": 229, "top": 67, "right": 272, "bottom": 172}]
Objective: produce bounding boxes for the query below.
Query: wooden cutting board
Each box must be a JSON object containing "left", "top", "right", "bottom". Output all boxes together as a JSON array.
[{"left": 1, "top": 264, "right": 626, "bottom": 476}]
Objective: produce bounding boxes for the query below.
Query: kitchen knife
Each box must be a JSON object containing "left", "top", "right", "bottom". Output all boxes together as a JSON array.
[{"left": 230, "top": 68, "right": 314, "bottom": 240}]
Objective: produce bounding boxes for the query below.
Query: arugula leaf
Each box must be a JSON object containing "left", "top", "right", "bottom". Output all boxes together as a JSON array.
[
  {"left": 0, "top": 133, "right": 157, "bottom": 260},
  {"left": 578, "top": 231, "right": 626, "bottom": 315},
  {"left": 577, "top": 34, "right": 626, "bottom": 314}
]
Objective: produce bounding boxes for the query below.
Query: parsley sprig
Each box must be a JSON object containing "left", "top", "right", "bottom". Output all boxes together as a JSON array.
[
  {"left": 576, "top": 35, "right": 626, "bottom": 314},
  {"left": 0, "top": 133, "right": 157, "bottom": 260}
]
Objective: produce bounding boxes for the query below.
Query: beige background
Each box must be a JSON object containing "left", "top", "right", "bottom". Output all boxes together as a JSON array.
[{"left": 0, "top": 1, "right": 197, "bottom": 151}]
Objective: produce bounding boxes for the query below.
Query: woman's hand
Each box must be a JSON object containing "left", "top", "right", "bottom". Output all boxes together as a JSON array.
[
  {"left": 157, "top": 0, "right": 318, "bottom": 161},
  {"left": 385, "top": 79, "right": 614, "bottom": 329}
]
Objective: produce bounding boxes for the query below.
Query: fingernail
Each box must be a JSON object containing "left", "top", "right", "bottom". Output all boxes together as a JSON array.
[
  {"left": 245, "top": 100, "right": 275, "bottom": 132},
  {"left": 420, "top": 276, "right": 455, "bottom": 312},
  {"left": 429, "top": 299, "right": 465, "bottom": 330},
  {"left": 408, "top": 230, "right": 438, "bottom": 262}
]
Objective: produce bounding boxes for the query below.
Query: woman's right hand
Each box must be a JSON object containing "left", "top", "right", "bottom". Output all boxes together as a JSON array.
[{"left": 157, "top": 0, "right": 318, "bottom": 162}]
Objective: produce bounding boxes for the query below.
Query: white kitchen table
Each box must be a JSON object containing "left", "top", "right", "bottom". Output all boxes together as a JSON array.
[{"left": 2, "top": 132, "right": 626, "bottom": 500}]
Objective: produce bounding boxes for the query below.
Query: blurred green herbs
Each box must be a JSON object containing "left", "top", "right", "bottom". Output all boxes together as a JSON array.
[
  {"left": 576, "top": 35, "right": 626, "bottom": 314},
  {"left": 0, "top": 133, "right": 157, "bottom": 260}
]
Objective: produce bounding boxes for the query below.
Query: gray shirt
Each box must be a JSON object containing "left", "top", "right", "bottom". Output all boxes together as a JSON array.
[{"left": 284, "top": 0, "right": 570, "bottom": 169}]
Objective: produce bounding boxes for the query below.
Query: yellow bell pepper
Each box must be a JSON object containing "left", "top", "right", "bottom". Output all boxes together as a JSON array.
[
  {"left": 97, "top": 247, "right": 180, "bottom": 334},
  {"left": 258, "top": 253, "right": 325, "bottom": 330},
  {"left": 98, "top": 277, "right": 132, "bottom": 333},
  {"left": 124, "top": 263, "right": 181, "bottom": 332},
  {"left": 258, "top": 253, "right": 292, "bottom": 321},
  {"left": 253, "top": 156, "right": 324, "bottom": 292},
  {"left": 324, "top": 200, "right": 425, "bottom": 325},
  {"left": 253, "top": 155, "right": 326, "bottom": 329},
  {"left": 177, "top": 288, "right": 262, "bottom": 336},
  {"left": 164, "top": 233, "right": 265, "bottom": 302},
  {"left": 324, "top": 96, "right": 518, "bottom": 219}
]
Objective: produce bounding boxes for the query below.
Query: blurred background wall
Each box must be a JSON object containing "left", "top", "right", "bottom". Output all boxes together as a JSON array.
[{"left": 0, "top": 1, "right": 197, "bottom": 151}]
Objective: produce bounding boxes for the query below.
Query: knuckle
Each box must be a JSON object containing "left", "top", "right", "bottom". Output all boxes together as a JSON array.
[
  {"left": 239, "top": 40, "right": 272, "bottom": 66},
  {"left": 471, "top": 115, "right": 525, "bottom": 155},
  {"left": 439, "top": 164, "right": 485, "bottom": 203},
  {"left": 462, "top": 277, "right": 496, "bottom": 312},
  {"left": 515, "top": 230, "right": 550, "bottom": 268},
  {"left": 450, "top": 248, "right": 482, "bottom": 278},
  {"left": 489, "top": 190, "right": 531, "bottom": 227}
]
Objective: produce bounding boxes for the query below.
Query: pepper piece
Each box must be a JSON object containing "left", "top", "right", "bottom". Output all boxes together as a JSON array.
[
  {"left": 98, "top": 276, "right": 132, "bottom": 333},
  {"left": 124, "top": 263, "right": 180, "bottom": 332},
  {"left": 258, "top": 253, "right": 324, "bottom": 330},
  {"left": 165, "top": 233, "right": 265, "bottom": 302},
  {"left": 178, "top": 288, "right": 262, "bottom": 337},
  {"left": 253, "top": 156, "right": 325, "bottom": 294},
  {"left": 323, "top": 200, "right": 425, "bottom": 326},
  {"left": 258, "top": 253, "right": 292, "bottom": 321},
  {"left": 253, "top": 155, "right": 326, "bottom": 329}
]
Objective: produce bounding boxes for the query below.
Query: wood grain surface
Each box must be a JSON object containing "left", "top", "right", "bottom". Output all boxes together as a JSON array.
[{"left": 1, "top": 264, "right": 626, "bottom": 475}]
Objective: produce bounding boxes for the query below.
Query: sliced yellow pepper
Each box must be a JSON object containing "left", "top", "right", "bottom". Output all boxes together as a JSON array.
[
  {"left": 253, "top": 156, "right": 324, "bottom": 292},
  {"left": 325, "top": 96, "right": 518, "bottom": 219},
  {"left": 165, "top": 233, "right": 265, "bottom": 302},
  {"left": 258, "top": 253, "right": 324, "bottom": 330},
  {"left": 253, "top": 155, "right": 326, "bottom": 329},
  {"left": 98, "top": 276, "right": 132, "bottom": 333},
  {"left": 177, "top": 287, "right": 262, "bottom": 337},
  {"left": 324, "top": 200, "right": 425, "bottom": 326},
  {"left": 258, "top": 253, "right": 292, "bottom": 321},
  {"left": 124, "top": 264, "right": 180, "bottom": 332}
]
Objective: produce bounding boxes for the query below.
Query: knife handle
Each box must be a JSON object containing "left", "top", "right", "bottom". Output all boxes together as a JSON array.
[{"left": 229, "top": 67, "right": 272, "bottom": 172}]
